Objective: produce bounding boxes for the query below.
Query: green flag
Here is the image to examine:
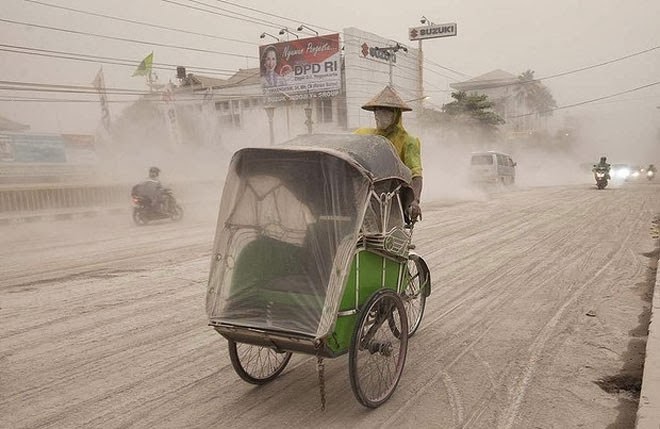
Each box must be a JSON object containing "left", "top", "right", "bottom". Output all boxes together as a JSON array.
[{"left": 132, "top": 52, "right": 153, "bottom": 77}]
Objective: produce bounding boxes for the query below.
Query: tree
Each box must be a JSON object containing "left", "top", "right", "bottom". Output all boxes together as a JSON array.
[
  {"left": 441, "top": 91, "right": 505, "bottom": 141},
  {"left": 514, "top": 70, "right": 557, "bottom": 117}
]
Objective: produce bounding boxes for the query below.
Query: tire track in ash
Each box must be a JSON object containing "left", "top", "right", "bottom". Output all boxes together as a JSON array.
[
  {"left": 2, "top": 241, "right": 209, "bottom": 289},
  {"left": 384, "top": 242, "right": 590, "bottom": 428},
  {"left": 419, "top": 190, "right": 597, "bottom": 334},
  {"left": 456, "top": 187, "right": 646, "bottom": 428},
  {"left": 383, "top": 189, "right": 604, "bottom": 426},
  {"left": 496, "top": 192, "right": 640, "bottom": 429}
]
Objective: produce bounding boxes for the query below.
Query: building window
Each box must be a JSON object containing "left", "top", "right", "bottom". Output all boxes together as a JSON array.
[
  {"left": 219, "top": 114, "right": 241, "bottom": 128},
  {"left": 316, "top": 98, "right": 333, "bottom": 123},
  {"left": 215, "top": 101, "right": 229, "bottom": 112}
]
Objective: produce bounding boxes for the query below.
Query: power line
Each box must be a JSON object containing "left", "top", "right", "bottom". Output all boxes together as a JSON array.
[
  {"left": 0, "top": 18, "right": 257, "bottom": 59},
  {"left": 0, "top": 44, "right": 237, "bottom": 77},
  {"left": 452, "top": 45, "right": 660, "bottom": 91},
  {"left": 25, "top": 0, "right": 256, "bottom": 46},
  {"left": 541, "top": 45, "right": 660, "bottom": 81},
  {"left": 423, "top": 57, "right": 471, "bottom": 79},
  {"left": 509, "top": 81, "right": 660, "bottom": 118},
  {"left": 211, "top": 0, "right": 335, "bottom": 33},
  {"left": 162, "top": 0, "right": 283, "bottom": 31}
]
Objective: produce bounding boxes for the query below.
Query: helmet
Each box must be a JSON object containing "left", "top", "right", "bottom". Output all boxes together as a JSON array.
[
  {"left": 149, "top": 166, "right": 160, "bottom": 179},
  {"left": 361, "top": 85, "right": 412, "bottom": 112}
]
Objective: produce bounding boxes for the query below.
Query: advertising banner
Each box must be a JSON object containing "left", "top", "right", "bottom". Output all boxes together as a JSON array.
[
  {"left": 259, "top": 33, "right": 341, "bottom": 103},
  {"left": 62, "top": 134, "right": 97, "bottom": 164},
  {"left": 0, "top": 134, "right": 67, "bottom": 163},
  {"left": 0, "top": 133, "right": 96, "bottom": 164}
]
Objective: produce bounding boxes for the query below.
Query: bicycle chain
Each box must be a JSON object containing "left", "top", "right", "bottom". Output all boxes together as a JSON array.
[
  {"left": 314, "top": 340, "right": 326, "bottom": 411},
  {"left": 317, "top": 355, "right": 326, "bottom": 411}
]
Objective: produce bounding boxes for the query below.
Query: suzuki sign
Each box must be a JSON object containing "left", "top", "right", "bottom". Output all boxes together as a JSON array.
[{"left": 409, "top": 23, "right": 457, "bottom": 41}]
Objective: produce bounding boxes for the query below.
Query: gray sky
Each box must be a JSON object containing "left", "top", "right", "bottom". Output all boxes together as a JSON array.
[{"left": 2, "top": 0, "right": 659, "bottom": 159}]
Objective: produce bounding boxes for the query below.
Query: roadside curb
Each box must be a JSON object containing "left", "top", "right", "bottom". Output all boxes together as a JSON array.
[{"left": 637, "top": 245, "right": 660, "bottom": 428}]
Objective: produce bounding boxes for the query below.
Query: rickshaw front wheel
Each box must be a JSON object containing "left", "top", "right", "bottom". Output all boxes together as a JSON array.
[
  {"left": 401, "top": 256, "right": 430, "bottom": 337},
  {"left": 228, "top": 340, "right": 292, "bottom": 385},
  {"left": 349, "top": 289, "right": 409, "bottom": 408}
]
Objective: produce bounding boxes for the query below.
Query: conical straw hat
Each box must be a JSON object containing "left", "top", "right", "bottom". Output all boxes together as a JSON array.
[{"left": 361, "top": 85, "right": 412, "bottom": 112}]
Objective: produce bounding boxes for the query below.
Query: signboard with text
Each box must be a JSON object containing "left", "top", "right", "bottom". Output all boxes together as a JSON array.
[
  {"left": 409, "top": 23, "right": 457, "bottom": 41},
  {"left": 0, "top": 133, "right": 96, "bottom": 164},
  {"left": 259, "top": 33, "right": 341, "bottom": 103}
]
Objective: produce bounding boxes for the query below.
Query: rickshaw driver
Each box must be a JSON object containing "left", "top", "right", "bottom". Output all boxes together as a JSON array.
[{"left": 354, "top": 85, "right": 423, "bottom": 221}]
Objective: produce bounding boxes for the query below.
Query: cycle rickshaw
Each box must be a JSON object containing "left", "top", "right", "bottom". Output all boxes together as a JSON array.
[{"left": 206, "top": 133, "right": 431, "bottom": 408}]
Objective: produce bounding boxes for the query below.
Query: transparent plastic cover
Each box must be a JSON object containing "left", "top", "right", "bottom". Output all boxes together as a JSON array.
[{"left": 206, "top": 134, "right": 411, "bottom": 339}]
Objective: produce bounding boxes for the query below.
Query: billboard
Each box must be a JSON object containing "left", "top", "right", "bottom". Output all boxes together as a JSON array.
[
  {"left": 259, "top": 34, "right": 341, "bottom": 103},
  {"left": 0, "top": 133, "right": 96, "bottom": 164},
  {"left": 1, "top": 134, "right": 67, "bottom": 163}
]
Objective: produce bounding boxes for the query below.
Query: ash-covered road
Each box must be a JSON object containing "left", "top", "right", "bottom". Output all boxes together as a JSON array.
[{"left": 1, "top": 183, "right": 658, "bottom": 428}]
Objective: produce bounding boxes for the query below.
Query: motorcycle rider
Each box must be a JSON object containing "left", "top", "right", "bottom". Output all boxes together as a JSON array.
[
  {"left": 593, "top": 156, "right": 611, "bottom": 180},
  {"left": 354, "top": 85, "right": 423, "bottom": 222},
  {"left": 133, "top": 167, "right": 164, "bottom": 211}
]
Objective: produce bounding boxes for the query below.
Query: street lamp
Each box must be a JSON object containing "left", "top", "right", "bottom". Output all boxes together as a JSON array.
[
  {"left": 297, "top": 24, "right": 319, "bottom": 36},
  {"left": 420, "top": 16, "right": 434, "bottom": 25},
  {"left": 260, "top": 32, "right": 280, "bottom": 42},
  {"left": 278, "top": 28, "right": 299, "bottom": 39}
]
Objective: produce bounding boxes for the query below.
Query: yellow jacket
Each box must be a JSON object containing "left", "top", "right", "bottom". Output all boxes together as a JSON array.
[{"left": 354, "top": 112, "right": 423, "bottom": 177}]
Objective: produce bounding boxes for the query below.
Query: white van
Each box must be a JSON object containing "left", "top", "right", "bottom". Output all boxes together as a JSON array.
[{"left": 470, "top": 151, "right": 517, "bottom": 185}]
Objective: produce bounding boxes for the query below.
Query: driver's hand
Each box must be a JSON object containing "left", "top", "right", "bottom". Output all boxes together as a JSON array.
[{"left": 408, "top": 201, "right": 422, "bottom": 222}]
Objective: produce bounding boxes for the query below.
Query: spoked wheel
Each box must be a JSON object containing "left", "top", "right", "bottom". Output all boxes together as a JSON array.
[
  {"left": 228, "top": 340, "right": 292, "bottom": 385},
  {"left": 349, "top": 289, "right": 408, "bottom": 408},
  {"left": 400, "top": 257, "right": 429, "bottom": 337}
]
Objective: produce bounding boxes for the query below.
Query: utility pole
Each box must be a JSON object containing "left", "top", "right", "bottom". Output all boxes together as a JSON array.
[
  {"left": 373, "top": 43, "right": 408, "bottom": 86},
  {"left": 409, "top": 18, "right": 458, "bottom": 109}
]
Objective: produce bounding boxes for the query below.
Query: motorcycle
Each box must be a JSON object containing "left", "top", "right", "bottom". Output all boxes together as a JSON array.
[
  {"left": 647, "top": 170, "right": 656, "bottom": 181},
  {"left": 131, "top": 187, "right": 183, "bottom": 225},
  {"left": 593, "top": 167, "right": 609, "bottom": 189}
]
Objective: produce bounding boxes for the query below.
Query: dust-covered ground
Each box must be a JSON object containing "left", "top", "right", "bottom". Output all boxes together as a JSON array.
[{"left": 1, "top": 181, "right": 658, "bottom": 428}]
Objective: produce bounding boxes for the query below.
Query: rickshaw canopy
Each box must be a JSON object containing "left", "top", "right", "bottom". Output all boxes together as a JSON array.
[{"left": 206, "top": 133, "right": 413, "bottom": 339}]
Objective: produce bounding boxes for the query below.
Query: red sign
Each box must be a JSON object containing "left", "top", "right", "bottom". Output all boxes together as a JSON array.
[{"left": 259, "top": 34, "right": 341, "bottom": 102}]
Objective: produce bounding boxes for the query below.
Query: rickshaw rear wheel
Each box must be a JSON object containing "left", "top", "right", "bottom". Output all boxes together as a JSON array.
[
  {"left": 228, "top": 340, "right": 292, "bottom": 385},
  {"left": 349, "top": 289, "right": 408, "bottom": 408},
  {"left": 400, "top": 257, "right": 429, "bottom": 337}
]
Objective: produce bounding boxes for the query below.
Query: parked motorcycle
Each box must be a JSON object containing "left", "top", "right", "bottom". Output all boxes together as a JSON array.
[
  {"left": 131, "top": 187, "right": 183, "bottom": 225},
  {"left": 593, "top": 167, "right": 609, "bottom": 189}
]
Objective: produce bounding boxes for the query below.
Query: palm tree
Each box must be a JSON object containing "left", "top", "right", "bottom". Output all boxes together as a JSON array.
[{"left": 513, "top": 70, "right": 557, "bottom": 117}]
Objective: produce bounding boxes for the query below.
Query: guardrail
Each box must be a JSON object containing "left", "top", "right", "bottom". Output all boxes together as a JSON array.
[
  {"left": 0, "top": 163, "right": 96, "bottom": 184},
  {"left": 0, "top": 179, "right": 222, "bottom": 216},
  {"left": 0, "top": 183, "right": 128, "bottom": 213}
]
